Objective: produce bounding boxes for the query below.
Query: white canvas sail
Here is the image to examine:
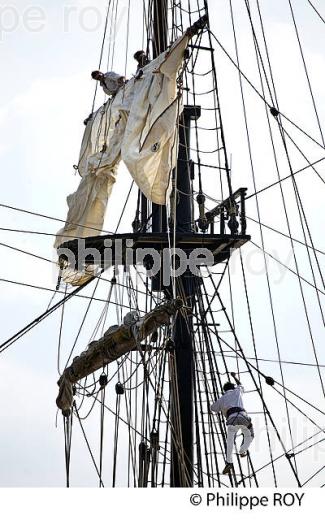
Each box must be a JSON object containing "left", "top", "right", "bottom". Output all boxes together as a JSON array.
[{"left": 55, "top": 33, "right": 190, "bottom": 251}]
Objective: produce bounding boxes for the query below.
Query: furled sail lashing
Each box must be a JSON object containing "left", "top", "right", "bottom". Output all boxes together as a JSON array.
[{"left": 56, "top": 298, "right": 183, "bottom": 412}]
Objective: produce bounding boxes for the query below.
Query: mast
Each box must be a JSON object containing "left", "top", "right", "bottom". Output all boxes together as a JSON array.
[
  {"left": 151, "top": 0, "right": 199, "bottom": 487},
  {"left": 170, "top": 106, "right": 200, "bottom": 487},
  {"left": 151, "top": 0, "right": 168, "bottom": 236}
]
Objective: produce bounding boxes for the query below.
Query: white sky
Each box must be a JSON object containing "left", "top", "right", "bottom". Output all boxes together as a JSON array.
[{"left": 0, "top": 0, "right": 325, "bottom": 487}]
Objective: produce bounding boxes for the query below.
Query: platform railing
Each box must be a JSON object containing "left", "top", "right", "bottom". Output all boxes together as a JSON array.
[{"left": 198, "top": 187, "right": 247, "bottom": 236}]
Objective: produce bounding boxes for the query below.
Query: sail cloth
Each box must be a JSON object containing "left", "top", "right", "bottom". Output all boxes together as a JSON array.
[
  {"left": 56, "top": 298, "right": 183, "bottom": 412},
  {"left": 121, "top": 32, "right": 190, "bottom": 203},
  {"left": 55, "top": 31, "right": 190, "bottom": 250},
  {"left": 53, "top": 98, "right": 129, "bottom": 249}
]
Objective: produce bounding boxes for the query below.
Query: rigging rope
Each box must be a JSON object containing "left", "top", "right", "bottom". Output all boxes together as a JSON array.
[{"left": 6, "top": 0, "right": 322, "bottom": 488}]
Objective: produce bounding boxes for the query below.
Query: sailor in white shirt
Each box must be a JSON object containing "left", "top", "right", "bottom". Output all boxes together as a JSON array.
[
  {"left": 211, "top": 372, "right": 254, "bottom": 475},
  {"left": 91, "top": 70, "right": 126, "bottom": 96}
]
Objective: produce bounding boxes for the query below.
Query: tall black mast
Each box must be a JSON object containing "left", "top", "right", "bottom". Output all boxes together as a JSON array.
[
  {"left": 151, "top": 0, "right": 168, "bottom": 236},
  {"left": 151, "top": 0, "right": 200, "bottom": 487},
  {"left": 170, "top": 105, "right": 201, "bottom": 487}
]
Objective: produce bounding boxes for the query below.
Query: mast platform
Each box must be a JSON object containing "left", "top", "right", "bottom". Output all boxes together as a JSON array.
[
  {"left": 58, "top": 187, "right": 250, "bottom": 271},
  {"left": 58, "top": 232, "right": 250, "bottom": 270}
]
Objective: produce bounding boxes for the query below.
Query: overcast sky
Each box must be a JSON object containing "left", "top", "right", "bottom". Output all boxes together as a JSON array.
[{"left": 0, "top": 0, "right": 325, "bottom": 487}]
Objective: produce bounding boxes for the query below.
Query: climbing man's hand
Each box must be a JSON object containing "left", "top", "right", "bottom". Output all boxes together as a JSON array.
[{"left": 230, "top": 372, "right": 236, "bottom": 377}]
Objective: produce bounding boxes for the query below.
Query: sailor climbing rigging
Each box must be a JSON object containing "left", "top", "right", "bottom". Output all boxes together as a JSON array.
[{"left": 211, "top": 372, "right": 254, "bottom": 476}]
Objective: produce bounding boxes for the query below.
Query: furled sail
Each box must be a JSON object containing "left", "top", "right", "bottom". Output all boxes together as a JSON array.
[{"left": 56, "top": 298, "right": 183, "bottom": 413}]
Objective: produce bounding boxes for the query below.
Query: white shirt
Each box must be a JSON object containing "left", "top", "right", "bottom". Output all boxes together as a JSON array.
[
  {"left": 102, "top": 72, "right": 125, "bottom": 96},
  {"left": 211, "top": 385, "right": 245, "bottom": 417}
]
